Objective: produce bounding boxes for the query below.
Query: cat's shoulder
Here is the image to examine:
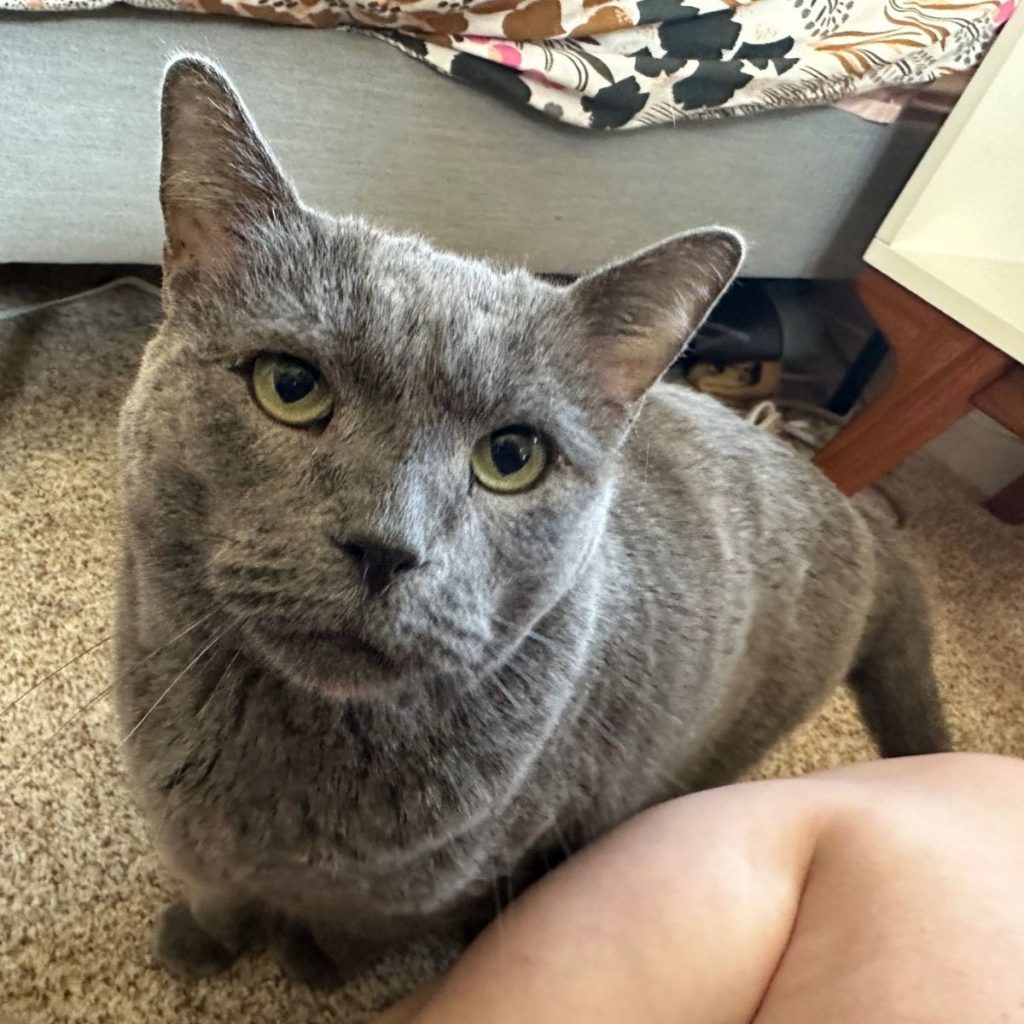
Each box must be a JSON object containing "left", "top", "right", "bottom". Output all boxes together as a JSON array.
[
  {"left": 629, "top": 384, "right": 848, "bottom": 509},
  {"left": 637, "top": 383, "right": 776, "bottom": 455}
]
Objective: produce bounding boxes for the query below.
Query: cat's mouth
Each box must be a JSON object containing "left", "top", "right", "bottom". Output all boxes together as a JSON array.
[{"left": 247, "top": 621, "right": 402, "bottom": 692}]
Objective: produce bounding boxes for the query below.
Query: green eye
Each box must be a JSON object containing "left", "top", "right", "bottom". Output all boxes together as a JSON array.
[
  {"left": 252, "top": 354, "right": 333, "bottom": 426},
  {"left": 471, "top": 426, "right": 548, "bottom": 493}
]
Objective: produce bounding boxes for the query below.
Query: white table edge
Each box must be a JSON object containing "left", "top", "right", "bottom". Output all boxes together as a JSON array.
[{"left": 865, "top": 240, "right": 1024, "bottom": 364}]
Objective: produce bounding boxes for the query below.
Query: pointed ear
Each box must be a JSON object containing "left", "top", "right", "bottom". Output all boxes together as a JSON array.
[
  {"left": 571, "top": 230, "right": 744, "bottom": 410},
  {"left": 159, "top": 55, "right": 300, "bottom": 278}
]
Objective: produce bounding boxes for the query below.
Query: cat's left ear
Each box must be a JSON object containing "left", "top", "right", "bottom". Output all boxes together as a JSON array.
[
  {"left": 571, "top": 230, "right": 744, "bottom": 412},
  {"left": 159, "top": 55, "right": 301, "bottom": 279}
]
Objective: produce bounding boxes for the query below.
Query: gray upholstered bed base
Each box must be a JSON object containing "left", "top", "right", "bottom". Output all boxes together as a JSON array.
[{"left": 0, "top": 9, "right": 937, "bottom": 277}]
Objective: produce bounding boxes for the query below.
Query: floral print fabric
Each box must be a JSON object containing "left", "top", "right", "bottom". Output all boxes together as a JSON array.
[{"left": 6, "top": 0, "right": 1013, "bottom": 128}]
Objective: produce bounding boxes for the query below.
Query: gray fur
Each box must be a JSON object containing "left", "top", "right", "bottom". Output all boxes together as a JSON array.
[{"left": 116, "top": 56, "right": 949, "bottom": 985}]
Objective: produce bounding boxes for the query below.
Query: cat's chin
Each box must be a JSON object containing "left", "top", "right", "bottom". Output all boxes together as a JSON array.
[{"left": 248, "top": 626, "right": 405, "bottom": 698}]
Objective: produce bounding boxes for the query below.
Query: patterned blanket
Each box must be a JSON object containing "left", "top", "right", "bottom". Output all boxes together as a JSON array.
[{"left": 6, "top": 0, "right": 1015, "bottom": 128}]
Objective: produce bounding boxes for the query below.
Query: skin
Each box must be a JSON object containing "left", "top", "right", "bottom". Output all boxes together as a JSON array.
[{"left": 376, "top": 754, "right": 1024, "bottom": 1024}]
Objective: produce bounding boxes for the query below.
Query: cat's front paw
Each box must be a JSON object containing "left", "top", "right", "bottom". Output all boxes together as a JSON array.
[
  {"left": 154, "top": 900, "right": 238, "bottom": 980},
  {"left": 275, "top": 920, "right": 381, "bottom": 990},
  {"left": 275, "top": 920, "right": 350, "bottom": 990}
]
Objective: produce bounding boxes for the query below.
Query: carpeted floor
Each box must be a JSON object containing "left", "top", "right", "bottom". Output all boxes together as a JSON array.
[{"left": 1, "top": 282, "right": 1022, "bottom": 1024}]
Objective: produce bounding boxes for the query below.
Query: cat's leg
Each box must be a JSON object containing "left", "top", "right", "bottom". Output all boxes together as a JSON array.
[
  {"left": 274, "top": 918, "right": 386, "bottom": 989},
  {"left": 848, "top": 551, "right": 951, "bottom": 757},
  {"left": 154, "top": 889, "right": 264, "bottom": 980}
]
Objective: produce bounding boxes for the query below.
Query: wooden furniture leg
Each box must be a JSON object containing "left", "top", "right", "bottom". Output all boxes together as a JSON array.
[
  {"left": 972, "top": 364, "right": 1024, "bottom": 437},
  {"left": 985, "top": 474, "right": 1024, "bottom": 524},
  {"left": 973, "top": 366, "right": 1024, "bottom": 524},
  {"left": 814, "top": 268, "right": 1010, "bottom": 495}
]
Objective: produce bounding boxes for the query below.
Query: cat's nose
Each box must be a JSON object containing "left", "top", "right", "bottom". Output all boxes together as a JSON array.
[{"left": 335, "top": 535, "right": 423, "bottom": 596}]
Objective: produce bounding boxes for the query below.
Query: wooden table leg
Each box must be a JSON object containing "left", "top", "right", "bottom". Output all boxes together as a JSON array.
[{"left": 813, "top": 268, "right": 1010, "bottom": 495}]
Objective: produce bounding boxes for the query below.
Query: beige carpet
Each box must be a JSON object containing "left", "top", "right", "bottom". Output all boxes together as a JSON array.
[{"left": 2, "top": 283, "right": 1022, "bottom": 1024}]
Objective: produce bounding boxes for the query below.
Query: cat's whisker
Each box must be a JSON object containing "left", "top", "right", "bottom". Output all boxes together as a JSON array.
[
  {"left": 0, "top": 633, "right": 114, "bottom": 723},
  {"left": 118, "top": 610, "right": 219, "bottom": 683},
  {"left": 511, "top": 614, "right": 690, "bottom": 739},
  {"left": 119, "top": 628, "right": 226, "bottom": 748},
  {"left": 490, "top": 634, "right": 688, "bottom": 798},
  {"left": 3, "top": 610, "right": 219, "bottom": 790},
  {"left": 492, "top": 621, "right": 692, "bottom": 793},
  {"left": 548, "top": 815, "right": 574, "bottom": 865},
  {"left": 576, "top": 705, "right": 686, "bottom": 796},
  {"left": 488, "top": 675, "right": 525, "bottom": 716},
  {"left": 4, "top": 684, "right": 114, "bottom": 794},
  {"left": 194, "top": 647, "right": 242, "bottom": 721}
]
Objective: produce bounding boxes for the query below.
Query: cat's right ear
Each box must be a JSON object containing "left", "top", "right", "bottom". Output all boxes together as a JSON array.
[
  {"left": 569, "top": 230, "right": 744, "bottom": 418},
  {"left": 159, "top": 55, "right": 301, "bottom": 283}
]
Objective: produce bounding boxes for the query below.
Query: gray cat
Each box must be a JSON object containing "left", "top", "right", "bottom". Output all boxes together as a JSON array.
[{"left": 115, "top": 56, "right": 949, "bottom": 988}]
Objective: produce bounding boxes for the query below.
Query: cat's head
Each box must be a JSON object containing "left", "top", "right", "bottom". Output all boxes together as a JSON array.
[{"left": 119, "top": 56, "right": 742, "bottom": 699}]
